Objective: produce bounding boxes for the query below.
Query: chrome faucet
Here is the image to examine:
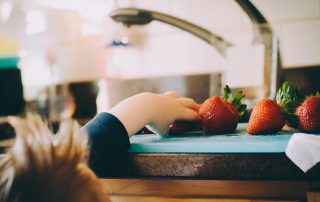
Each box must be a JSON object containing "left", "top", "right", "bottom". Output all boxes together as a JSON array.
[
  {"left": 109, "top": 0, "right": 283, "bottom": 104},
  {"left": 109, "top": 7, "right": 231, "bottom": 56}
]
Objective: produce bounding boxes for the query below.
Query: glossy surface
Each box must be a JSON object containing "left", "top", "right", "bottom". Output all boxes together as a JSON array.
[{"left": 129, "top": 123, "right": 319, "bottom": 153}]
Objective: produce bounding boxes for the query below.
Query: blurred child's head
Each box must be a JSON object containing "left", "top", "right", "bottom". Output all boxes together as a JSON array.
[{"left": 0, "top": 115, "right": 110, "bottom": 202}]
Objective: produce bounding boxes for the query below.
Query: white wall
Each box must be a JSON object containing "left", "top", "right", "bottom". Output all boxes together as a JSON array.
[
  {"left": 253, "top": 0, "right": 320, "bottom": 67},
  {"left": 105, "top": 0, "right": 320, "bottom": 79},
  {"left": 3, "top": 0, "right": 319, "bottom": 84}
]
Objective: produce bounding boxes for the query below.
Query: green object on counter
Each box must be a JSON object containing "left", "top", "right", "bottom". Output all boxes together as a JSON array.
[
  {"left": 0, "top": 56, "right": 19, "bottom": 69},
  {"left": 129, "top": 123, "right": 320, "bottom": 153},
  {"left": 0, "top": 57, "right": 25, "bottom": 116}
]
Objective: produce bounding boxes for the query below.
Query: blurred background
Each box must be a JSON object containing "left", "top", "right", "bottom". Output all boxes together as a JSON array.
[{"left": 0, "top": 0, "right": 319, "bottom": 126}]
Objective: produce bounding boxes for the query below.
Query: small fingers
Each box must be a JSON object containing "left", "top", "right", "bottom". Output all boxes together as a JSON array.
[
  {"left": 177, "top": 108, "right": 200, "bottom": 121},
  {"left": 164, "top": 91, "right": 179, "bottom": 98},
  {"left": 178, "top": 97, "right": 199, "bottom": 111}
]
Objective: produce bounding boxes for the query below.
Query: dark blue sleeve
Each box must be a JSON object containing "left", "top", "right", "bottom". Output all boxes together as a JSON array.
[{"left": 83, "top": 112, "right": 130, "bottom": 177}]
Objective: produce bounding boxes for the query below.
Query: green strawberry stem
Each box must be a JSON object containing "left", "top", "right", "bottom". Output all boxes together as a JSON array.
[
  {"left": 276, "top": 81, "right": 301, "bottom": 127},
  {"left": 305, "top": 91, "right": 320, "bottom": 99},
  {"left": 276, "top": 81, "right": 301, "bottom": 113},
  {"left": 222, "top": 85, "right": 247, "bottom": 118}
]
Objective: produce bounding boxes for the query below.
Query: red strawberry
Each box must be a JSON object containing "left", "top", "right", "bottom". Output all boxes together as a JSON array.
[
  {"left": 168, "top": 120, "right": 201, "bottom": 135},
  {"left": 247, "top": 82, "right": 300, "bottom": 135},
  {"left": 247, "top": 99, "right": 285, "bottom": 135},
  {"left": 199, "top": 85, "right": 246, "bottom": 134},
  {"left": 296, "top": 96, "right": 320, "bottom": 133}
]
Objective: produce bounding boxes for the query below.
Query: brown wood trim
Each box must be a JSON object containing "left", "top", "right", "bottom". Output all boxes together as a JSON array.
[
  {"left": 109, "top": 195, "right": 300, "bottom": 202},
  {"left": 307, "top": 192, "right": 320, "bottom": 202},
  {"left": 100, "top": 179, "right": 311, "bottom": 200}
]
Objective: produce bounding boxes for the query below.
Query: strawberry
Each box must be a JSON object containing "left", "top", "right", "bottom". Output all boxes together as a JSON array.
[
  {"left": 168, "top": 120, "right": 201, "bottom": 135},
  {"left": 199, "top": 85, "right": 246, "bottom": 134},
  {"left": 247, "top": 99, "right": 285, "bottom": 135},
  {"left": 247, "top": 81, "right": 300, "bottom": 135},
  {"left": 296, "top": 95, "right": 320, "bottom": 133}
]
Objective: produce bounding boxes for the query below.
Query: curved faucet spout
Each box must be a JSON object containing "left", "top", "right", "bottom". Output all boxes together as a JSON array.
[
  {"left": 109, "top": 2, "right": 283, "bottom": 104},
  {"left": 109, "top": 7, "right": 232, "bottom": 56}
]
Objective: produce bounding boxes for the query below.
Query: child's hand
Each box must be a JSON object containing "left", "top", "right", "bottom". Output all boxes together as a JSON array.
[{"left": 108, "top": 92, "right": 200, "bottom": 136}]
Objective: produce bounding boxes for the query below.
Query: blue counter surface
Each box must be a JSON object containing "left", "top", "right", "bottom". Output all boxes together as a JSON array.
[{"left": 129, "top": 123, "right": 319, "bottom": 153}]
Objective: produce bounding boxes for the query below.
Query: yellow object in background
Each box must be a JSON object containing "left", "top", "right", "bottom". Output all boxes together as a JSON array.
[
  {"left": 0, "top": 39, "right": 18, "bottom": 56},
  {"left": 0, "top": 39, "right": 24, "bottom": 116}
]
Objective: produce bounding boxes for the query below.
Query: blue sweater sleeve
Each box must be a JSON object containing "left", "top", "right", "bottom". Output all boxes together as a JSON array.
[{"left": 83, "top": 112, "right": 130, "bottom": 177}]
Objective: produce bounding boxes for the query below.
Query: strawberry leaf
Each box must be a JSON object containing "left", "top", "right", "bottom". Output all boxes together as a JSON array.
[
  {"left": 276, "top": 81, "right": 301, "bottom": 127},
  {"left": 276, "top": 81, "right": 300, "bottom": 114},
  {"left": 305, "top": 91, "right": 320, "bottom": 99},
  {"left": 237, "top": 104, "right": 247, "bottom": 117},
  {"left": 222, "top": 85, "right": 247, "bottom": 118},
  {"left": 223, "top": 85, "right": 233, "bottom": 103}
]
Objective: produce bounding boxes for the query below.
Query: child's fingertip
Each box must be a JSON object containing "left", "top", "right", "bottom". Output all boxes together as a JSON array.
[
  {"left": 183, "top": 109, "right": 200, "bottom": 120},
  {"left": 164, "top": 91, "right": 179, "bottom": 97}
]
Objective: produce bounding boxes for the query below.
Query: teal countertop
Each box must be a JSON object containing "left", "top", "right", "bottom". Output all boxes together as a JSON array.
[
  {"left": 129, "top": 123, "right": 319, "bottom": 153},
  {"left": 103, "top": 124, "right": 320, "bottom": 179}
]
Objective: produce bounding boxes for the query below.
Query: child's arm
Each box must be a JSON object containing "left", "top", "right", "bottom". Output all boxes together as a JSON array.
[
  {"left": 108, "top": 91, "right": 199, "bottom": 136},
  {"left": 83, "top": 92, "right": 199, "bottom": 176}
]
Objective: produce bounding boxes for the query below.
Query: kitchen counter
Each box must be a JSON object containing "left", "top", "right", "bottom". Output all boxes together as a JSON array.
[
  {"left": 105, "top": 153, "right": 320, "bottom": 180},
  {"left": 100, "top": 123, "right": 320, "bottom": 202},
  {"left": 99, "top": 124, "right": 320, "bottom": 180},
  {"left": 2, "top": 122, "right": 319, "bottom": 201}
]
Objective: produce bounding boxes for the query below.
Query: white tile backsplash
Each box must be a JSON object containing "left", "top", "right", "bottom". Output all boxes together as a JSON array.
[
  {"left": 106, "top": 0, "right": 320, "bottom": 79},
  {"left": 282, "top": 19, "right": 320, "bottom": 67},
  {"left": 226, "top": 44, "right": 265, "bottom": 88},
  {"left": 133, "top": 0, "right": 173, "bottom": 13},
  {"left": 141, "top": 31, "right": 225, "bottom": 75},
  {"left": 252, "top": 0, "right": 320, "bottom": 22},
  {"left": 171, "top": 0, "right": 251, "bottom": 31},
  {"left": 114, "top": 0, "right": 134, "bottom": 7},
  {"left": 106, "top": 31, "right": 224, "bottom": 78},
  {"left": 53, "top": 36, "right": 108, "bottom": 83}
]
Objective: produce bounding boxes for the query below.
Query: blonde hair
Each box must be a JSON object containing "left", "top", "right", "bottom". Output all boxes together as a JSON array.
[{"left": 0, "top": 115, "right": 99, "bottom": 202}]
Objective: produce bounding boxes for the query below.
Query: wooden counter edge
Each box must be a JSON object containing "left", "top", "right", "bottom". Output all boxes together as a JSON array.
[{"left": 100, "top": 179, "right": 320, "bottom": 201}]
